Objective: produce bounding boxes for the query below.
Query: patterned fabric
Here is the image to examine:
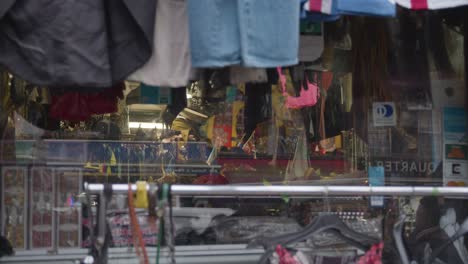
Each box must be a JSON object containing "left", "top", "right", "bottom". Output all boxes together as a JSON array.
[
  {"left": 276, "top": 245, "right": 302, "bottom": 264},
  {"left": 270, "top": 243, "right": 384, "bottom": 264},
  {"left": 305, "top": 0, "right": 334, "bottom": 14},
  {"left": 357, "top": 242, "right": 384, "bottom": 264},
  {"left": 306, "top": 0, "right": 468, "bottom": 11},
  {"left": 395, "top": 0, "right": 468, "bottom": 10},
  {"left": 304, "top": 0, "right": 395, "bottom": 17}
]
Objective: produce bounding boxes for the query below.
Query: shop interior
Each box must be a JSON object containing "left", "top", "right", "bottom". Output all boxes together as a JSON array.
[{"left": 0, "top": 1, "right": 467, "bottom": 263}]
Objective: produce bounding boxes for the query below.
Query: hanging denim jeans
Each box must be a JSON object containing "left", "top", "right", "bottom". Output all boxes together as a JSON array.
[{"left": 187, "top": 0, "right": 301, "bottom": 68}]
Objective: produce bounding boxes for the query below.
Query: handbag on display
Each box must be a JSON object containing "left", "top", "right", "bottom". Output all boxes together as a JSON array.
[{"left": 277, "top": 67, "right": 319, "bottom": 109}]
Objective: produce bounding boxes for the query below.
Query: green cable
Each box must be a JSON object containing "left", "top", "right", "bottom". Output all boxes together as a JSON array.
[{"left": 156, "top": 184, "right": 169, "bottom": 264}]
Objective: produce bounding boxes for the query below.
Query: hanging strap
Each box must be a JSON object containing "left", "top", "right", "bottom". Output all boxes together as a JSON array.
[
  {"left": 156, "top": 184, "right": 176, "bottom": 264},
  {"left": 167, "top": 184, "right": 176, "bottom": 264},
  {"left": 318, "top": 73, "right": 327, "bottom": 141},
  {"left": 276, "top": 67, "right": 288, "bottom": 96},
  {"left": 128, "top": 183, "right": 149, "bottom": 264},
  {"left": 156, "top": 184, "right": 167, "bottom": 264}
]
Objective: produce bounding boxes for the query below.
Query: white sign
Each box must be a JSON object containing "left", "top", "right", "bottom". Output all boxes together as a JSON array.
[
  {"left": 443, "top": 161, "right": 468, "bottom": 186},
  {"left": 373, "top": 102, "right": 396, "bottom": 127},
  {"left": 443, "top": 107, "right": 468, "bottom": 187}
]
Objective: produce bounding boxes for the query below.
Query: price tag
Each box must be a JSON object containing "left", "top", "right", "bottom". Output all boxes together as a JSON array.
[{"left": 369, "top": 166, "right": 385, "bottom": 208}]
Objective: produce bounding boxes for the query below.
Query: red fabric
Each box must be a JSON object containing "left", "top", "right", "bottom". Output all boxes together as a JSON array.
[
  {"left": 49, "top": 83, "right": 124, "bottom": 121},
  {"left": 127, "top": 183, "right": 149, "bottom": 264},
  {"left": 193, "top": 174, "right": 229, "bottom": 185},
  {"left": 321, "top": 72, "right": 334, "bottom": 91},
  {"left": 410, "top": 0, "right": 428, "bottom": 9},
  {"left": 357, "top": 242, "right": 384, "bottom": 264},
  {"left": 309, "top": 0, "right": 322, "bottom": 12},
  {"left": 276, "top": 245, "right": 300, "bottom": 264}
]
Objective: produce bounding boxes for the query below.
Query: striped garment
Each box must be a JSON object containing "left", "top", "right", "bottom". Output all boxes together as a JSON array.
[
  {"left": 396, "top": 0, "right": 468, "bottom": 9},
  {"left": 305, "top": 0, "right": 468, "bottom": 13},
  {"left": 304, "top": 0, "right": 395, "bottom": 16},
  {"left": 304, "top": 0, "right": 334, "bottom": 14}
]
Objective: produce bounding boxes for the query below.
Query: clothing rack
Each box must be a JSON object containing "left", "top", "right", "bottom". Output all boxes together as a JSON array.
[
  {"left": 3, "top": 184, "right": 466, "bottom": 264},
  {"left": 86, "top": 183, "right": 468, "bottom": 197},
  {"left": 83, "top": 183, "right": 468, "bottom": 264}
]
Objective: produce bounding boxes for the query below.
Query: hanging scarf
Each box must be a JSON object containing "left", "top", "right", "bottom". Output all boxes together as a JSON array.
[{"left": 128, "top": 183, "right": 149, "bottom": 264}]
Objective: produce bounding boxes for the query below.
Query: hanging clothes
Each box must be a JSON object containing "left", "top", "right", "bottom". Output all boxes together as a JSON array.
[
  {"left": 272, "top": 245, "right": 306, "bottom": 264},
  {"left": 304, "top": 0, "right": 396, "bottom": 17},
  {"left": 186, "top": 0, "right": 301, "bottom": 68},
  {"left": 301, "top": 0, "right": 340, "bottom": 22},
  {"left": 277, "top": 67, "right": 320, "bottom": 109},
  {"left": 396, "top": 0, "right": 468, "bottom": 10},
  {"left": 243, "top": 82, "right": 271, "bottom": 138},
  {"left": 129, "top": 0, "right": 193, "bottom": 88},
  {"left": 0, "top": 0, "right": 155, "bottom": 87},
  {"left": 49, "top": 83, "right": 124, "bottom": 122}
]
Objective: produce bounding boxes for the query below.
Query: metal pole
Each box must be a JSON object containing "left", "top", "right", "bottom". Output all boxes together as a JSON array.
[{"left": 85, "top": 183, "right": 468, "bottom": 198}]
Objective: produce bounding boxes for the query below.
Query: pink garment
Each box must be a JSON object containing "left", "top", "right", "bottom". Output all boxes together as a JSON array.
[
  {"left": 357, "top": 242, "right": 384, "bottom": 264},
  {"left": 409, "top": 0, "right": 428, "bottom": 9},
  {"left": 277, "top": 67, "right": 319, "bottom": 109},
  {"left": 276, "top": 245, "right": 301, "bottom": 264},
  {"left": 306, "top": 0, "right": 333, "bottom": 14}
]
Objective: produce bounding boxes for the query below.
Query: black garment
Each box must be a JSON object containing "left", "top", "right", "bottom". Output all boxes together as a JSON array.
[
  {"left": 163, "top": 87, "right": 188, "bottom": 127},
  {"left": 0, "top": 0, "right": 155, "bottom": 87},
  {"left": 323, "top": 79, "right": 351, "bottom": 138},
  {"left": 244, "top": 83, "right": 271, "bottom": 138},
  {"left": 0, "top": 235, "right": 13, "bottom": 257}
]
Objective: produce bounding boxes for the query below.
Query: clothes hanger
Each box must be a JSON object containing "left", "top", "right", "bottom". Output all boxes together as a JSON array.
[
  {"left": 246, "top": 215, "right": 320, "bottom": 250},
  {"left": 254, "top": 215, "right": 379, "bottom": 264},
  {"left": 428, "top": 217, "right": 468, "bottom": 264},
  {"left": 393, "top": 214, "right": 410, "bottom": 264},
  {"left": 276, "top": 213, "right": 379, "bottom": 247},
  {"left": 252, "top": 193, "right": 379, "bottom": 264},
  {"left": 326, "top": 228, "right": 371, "bottom": 252}
]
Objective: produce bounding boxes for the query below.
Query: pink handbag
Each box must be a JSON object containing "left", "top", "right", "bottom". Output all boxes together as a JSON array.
[{"left": 277, "top": 67, "right": 319, "bottom": 109}]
